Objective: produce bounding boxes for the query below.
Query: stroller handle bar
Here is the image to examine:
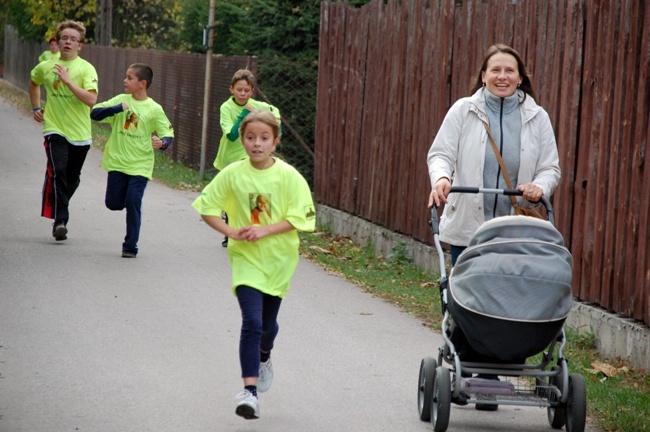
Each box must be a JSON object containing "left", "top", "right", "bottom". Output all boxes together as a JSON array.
[{"left": 429, "top": 187, "right": 555, "bottom": 235}]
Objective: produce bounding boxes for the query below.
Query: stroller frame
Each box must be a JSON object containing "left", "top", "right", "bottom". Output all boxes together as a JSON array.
[{"left": 417, "top": 187, "right": 586, "bottom": 432}]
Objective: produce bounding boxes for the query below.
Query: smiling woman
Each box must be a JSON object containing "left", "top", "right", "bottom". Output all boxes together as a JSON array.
[
  {"left": 481, "top": 52, "right": 522, "bottom": 98},
  {"left": 426, "top": 43, "right": 560, "bottom": 267}
]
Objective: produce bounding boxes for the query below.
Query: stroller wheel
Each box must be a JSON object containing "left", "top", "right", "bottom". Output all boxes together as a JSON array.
[
  {"left": 566, "top": 374, "right": 587, "bottom": 432},
  {"left": 547, "top": 366, "right": 567, "bottom": 429},
  {"left": 431, "top": 366, "right": 451, "bottom": 432},
  {"left": 417, "top": 357, "right": 437, "bottom": 421}
]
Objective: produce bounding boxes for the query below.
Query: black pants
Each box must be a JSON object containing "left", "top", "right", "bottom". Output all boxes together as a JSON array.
[{"left": 41, "top": 134, "right": 90, "bottom": 223}]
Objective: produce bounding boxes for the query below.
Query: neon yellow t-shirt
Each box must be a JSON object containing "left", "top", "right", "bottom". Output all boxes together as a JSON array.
[
  {"left": 213, "top": 97, "right": 281, "bottom": 170},
  {"left": 94, "top": 94, "right": 174, "bottom": 179},
  {"left": 38, "top": 50, "right": 60, "bottom": 63},
  {"left": 30, "top": 56, "right": 98, "bottom": 143},
  {"left": 193, "top": 158, "right": 316, "bottom": 297}
]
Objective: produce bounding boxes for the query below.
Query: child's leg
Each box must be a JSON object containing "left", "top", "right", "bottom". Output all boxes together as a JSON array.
[
  {"left": 221, "top": 211, "right": 229, "bottom": 247},
  {"left": 65, "top": 143, "right": 90, "bottom": 201},
  {"left": 257, "top": 294, "right": 281, "bottom": 393},
  {"left": 122, "top": 175, "right": 148, "bottom": 254},
  {"left": 260, "top": 294, "right": 282, "bottom": 354},
  {"left": 41, "top": 135, "right": 70, "bottom": 222},
  {"left": 236, "top": 286, "right": 265, "bottom": 382},
  {"left": 105, "top": 171, "right": 129, "bottom": 211}
]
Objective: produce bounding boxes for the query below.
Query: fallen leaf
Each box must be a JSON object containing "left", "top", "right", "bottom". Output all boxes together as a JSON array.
[
  {"left": 309, "top": 245, "right": 332, "bottom": 254},
  {"left": 589, "top": 360, "right": 620, "bottom": 377}
]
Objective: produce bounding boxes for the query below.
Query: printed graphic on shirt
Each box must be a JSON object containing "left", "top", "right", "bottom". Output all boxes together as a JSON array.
[
  {"left": 305, "top": 205, "right": 316, "bottom": 220},
  {"left": 124, "top": 111, "right": 139, "bottom": 130},
  {"left": 250, "top": 193, "right": 271, "bottom": 225}
]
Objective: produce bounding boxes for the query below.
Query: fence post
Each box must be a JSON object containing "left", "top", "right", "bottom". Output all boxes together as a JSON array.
[{"left": 199, "top": 0, "right": 216, "bottom": 179}]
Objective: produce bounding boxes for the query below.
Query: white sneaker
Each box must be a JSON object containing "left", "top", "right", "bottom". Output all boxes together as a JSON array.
[
  {"left": 235, "top": 390, "right": 259, "bottom": 419},
  {"left": 257, "top": 359, "right": 274, "bottom": 393}
]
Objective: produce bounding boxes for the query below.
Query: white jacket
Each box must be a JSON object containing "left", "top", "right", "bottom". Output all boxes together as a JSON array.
[{"left": 427, "top": 88, "right": 561, "bottom": 246}]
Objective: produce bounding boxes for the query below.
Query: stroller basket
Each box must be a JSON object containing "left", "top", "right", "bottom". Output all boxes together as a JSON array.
[{"left": 448, "top": 215, "right": 573, "bottom": 362}]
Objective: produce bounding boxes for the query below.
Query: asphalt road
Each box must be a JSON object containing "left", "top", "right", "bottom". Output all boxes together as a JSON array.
[{"left": 0, "top": 96, "right": 599, "bottom": 432}]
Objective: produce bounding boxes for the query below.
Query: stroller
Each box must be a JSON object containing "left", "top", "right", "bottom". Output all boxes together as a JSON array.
[{"left": 417, "top": 187, "right": 587, "bottom": 432}]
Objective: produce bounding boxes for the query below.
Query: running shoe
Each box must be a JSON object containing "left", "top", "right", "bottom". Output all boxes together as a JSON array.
[
  {"left": 52, "top": 222, "right": 67, "bottom": 241},
  {"left": 235, "top": 390, "right": 260, "bottom": 419},
  {"left": 257, "top": 359, "right": 273, "bottom": 393}
]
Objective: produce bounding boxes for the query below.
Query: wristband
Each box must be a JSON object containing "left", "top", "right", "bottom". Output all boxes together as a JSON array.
[{"left": 33, "top": 107, "right": 42, "bottom": 112}]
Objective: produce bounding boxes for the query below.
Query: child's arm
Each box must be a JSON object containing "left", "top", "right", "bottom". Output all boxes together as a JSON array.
[
  {"left": 238, "top": 220, "right": 295, "bottom": 242},
  {"left": 152, "top": 136, "right": 172, "bottom": 150},
  {"left": 54, "top": 64, "right": 98, "bottom": 108},
  {"left": 29, "top": 80, "right": 44, "bottom": 123},
  {"left": 91, "top": 103, "right": 125, "bottom": 121},
  {"left": 201, "top": 215, "right": 294, "bottom": 243},
  {"left": 225, "top": 106, "right": 253, "bottom": 141},
  {"left": 200, "top": 215, "right": 240, "bottom": 239}
]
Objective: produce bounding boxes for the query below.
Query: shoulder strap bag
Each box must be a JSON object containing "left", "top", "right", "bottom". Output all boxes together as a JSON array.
[{"left": 482, "top": 122, "right": 543, "bottom": 219}]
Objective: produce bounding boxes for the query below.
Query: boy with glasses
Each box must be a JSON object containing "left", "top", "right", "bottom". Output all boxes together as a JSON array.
[{"left": 29, "top": 20, "right": 98, "bottom": 241}]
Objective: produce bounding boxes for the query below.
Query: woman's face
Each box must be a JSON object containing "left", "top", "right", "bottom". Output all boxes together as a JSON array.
[{"left": 482, "top": 52, "right": 522, "bottom": 98}]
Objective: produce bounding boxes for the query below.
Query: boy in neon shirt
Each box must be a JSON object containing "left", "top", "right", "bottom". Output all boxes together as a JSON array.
[
  {"left": 91, "top": 63, "right": 174, "bottom": 257},
  {"left": 214, "top": 69, "right": 282, "bottom": 247},
  {"left": 194, "top": 110, "right": 315, "bottom": 420},
  {"left": 38, "top": 37, "right": 60, "bottom": 63},
  {"left": 29, "top": 20, "right": 98, "bottom": 241}
]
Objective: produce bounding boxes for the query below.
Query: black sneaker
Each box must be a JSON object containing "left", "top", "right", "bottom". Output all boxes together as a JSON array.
[
  {"left": 121, "top": 251, "right": 137, "bottom": 258},
  {"left": 475, "top": 394, "right": 499, "bottom": 411},
  {"left": 222, "top": 236, "right": 228, "bottom": 247},
  {"left": 52, "top": 222, "right": 67, "bottom": 241}
]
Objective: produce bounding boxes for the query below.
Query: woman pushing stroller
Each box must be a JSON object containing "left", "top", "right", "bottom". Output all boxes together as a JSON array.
[{"left": 426, "top": 43, "right": 561, "bottom": 410}]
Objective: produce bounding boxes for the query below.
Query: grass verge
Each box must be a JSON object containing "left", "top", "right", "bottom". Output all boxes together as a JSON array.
[{"left": 1, "top": 78, "right": 648, "bottom": 432}]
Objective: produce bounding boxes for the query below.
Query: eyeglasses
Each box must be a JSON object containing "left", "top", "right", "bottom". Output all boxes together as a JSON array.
[{"left": 60, "top": 36, "right": 80, "bottom": 43}]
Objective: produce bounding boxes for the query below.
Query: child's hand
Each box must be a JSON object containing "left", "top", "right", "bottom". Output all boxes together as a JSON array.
[
  {"left": 237, "top": 225, "right": 269, "bottom": 242},
  {"left": 53, "top": 64, "right": 70, "bottom": 85},
  {"left": 33, "top": 108, "right": 44, "bottom": 123},
  {"left": 121, "top": 102, "right": 129, "bottom": 111},
  {"left": 152, "top": 135, "right": 164, "bottom": 149}
]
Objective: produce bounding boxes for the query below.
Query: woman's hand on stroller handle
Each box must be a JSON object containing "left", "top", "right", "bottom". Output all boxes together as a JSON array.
[
  {"left": 428, "top": 177, "right": 451, "bottom": 208},
  {"left": 428, "top": 187, "right": 555, "bottom": 235}
]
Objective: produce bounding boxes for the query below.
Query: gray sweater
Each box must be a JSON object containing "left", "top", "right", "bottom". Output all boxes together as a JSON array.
[{"left": 483, "top": 89, "right": 522, "bottom": 220}]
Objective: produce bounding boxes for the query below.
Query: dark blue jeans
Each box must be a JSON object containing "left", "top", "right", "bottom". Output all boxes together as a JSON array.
[
  {"left": 450, "top": 245, "right": 466, "bottom": 266},
  {"left": 105, "top": 171, "right": 148, "bottom": 254},
  {"left": 236, "top": 286, "right": 282, "bottom": 378}
]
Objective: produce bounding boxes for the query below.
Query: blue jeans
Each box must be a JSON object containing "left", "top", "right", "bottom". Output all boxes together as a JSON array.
[
  {"left": 451, "top": 245, "right": 466, "bottom": 266},
  {"left": 105, "top": 171, "right": 148, "bottom": 254},
  {"left": 236, "top": 286, "right": 282, "bottom": 378}
]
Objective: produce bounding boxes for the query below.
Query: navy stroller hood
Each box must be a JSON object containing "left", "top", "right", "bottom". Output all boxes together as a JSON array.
[{"left": 448, "top": 215, "right": 573, "bottom": 361}]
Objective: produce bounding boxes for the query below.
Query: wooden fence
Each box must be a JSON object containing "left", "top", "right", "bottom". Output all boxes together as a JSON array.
[{"left": 315, "top": 0, "right": 650, "bottom": 325}]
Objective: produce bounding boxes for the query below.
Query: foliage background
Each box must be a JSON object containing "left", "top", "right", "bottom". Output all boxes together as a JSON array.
[{"left": 0, "top": 0, "right": 371, "bottom": 185}]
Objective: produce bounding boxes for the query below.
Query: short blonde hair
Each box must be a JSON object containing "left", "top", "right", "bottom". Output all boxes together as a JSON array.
[{"left": 56, "top": 20, "right": 86, "bottom": 42}]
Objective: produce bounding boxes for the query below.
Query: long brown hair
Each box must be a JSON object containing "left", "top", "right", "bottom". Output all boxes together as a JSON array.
[{"left": 468, "top": 44, "right": 536, "bottom": 101}]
